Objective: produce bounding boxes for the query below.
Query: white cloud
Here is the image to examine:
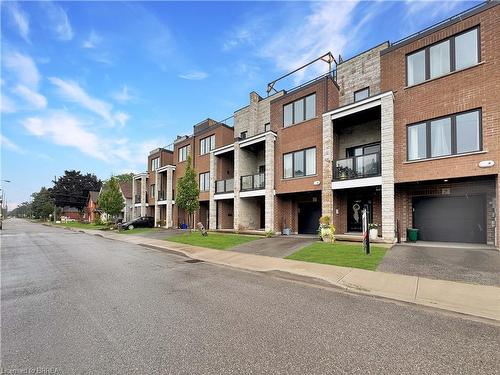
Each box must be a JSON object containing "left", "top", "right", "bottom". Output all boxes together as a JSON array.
[
  {"left": 49, "top": 77, "right": 128, "bottom": 127},
  {"left": 113, "top": 85, "right": 133, "bottom": 103},
  {"left": 0, "top": 134, "right": 26, "bottom": 154},
  {"left": 6, "top": 2, "right": 30, "bottom": 42},
  {"left": 1, "top": 94, "right": 17, "bottom": 114},
  {"left": 23, "top": 112, "right": 106, "bottom": 161},
  {"left": 82, "top": 30, "right": 102, "bottom": 49},
  {"left": 12, "top": 85, "right": 47, "bottom": 109},
  {"left": 40, "top": 1, "right": 73, "bottom": 41},
  {"left": 178, "top": 71, "right": 209, "bottom": 81},
  {"left": 3, "top": 51, "right": 41, "bottom": 89}
]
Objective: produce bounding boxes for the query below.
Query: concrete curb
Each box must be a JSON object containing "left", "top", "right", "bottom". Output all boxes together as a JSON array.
[{"left": 58, "top": 225, "right": 500, "bottom": 322}]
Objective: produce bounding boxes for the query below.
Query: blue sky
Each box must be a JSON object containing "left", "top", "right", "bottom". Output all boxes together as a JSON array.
[{"left": 1, "top": 0, "right": 479, "bottom": 208}]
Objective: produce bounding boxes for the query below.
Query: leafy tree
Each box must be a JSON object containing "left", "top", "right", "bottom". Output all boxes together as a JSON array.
[
  {"left": 31, "top": 187, "right": 55, "bottom": 220},
  {"left": 50, "top": 170, "right": 102, "bottom": 211},
  {"left": 175, "top": 155, "right": 199, "bottom": 230},
  {"left": 113, "top": 173, "right": 134, "bottom": 184},
  {"left": 9, "top": 201, "right": 33, "bottom": 218},
  {"left": 97, "top": 177, "right": 125, "bottom": 220}
]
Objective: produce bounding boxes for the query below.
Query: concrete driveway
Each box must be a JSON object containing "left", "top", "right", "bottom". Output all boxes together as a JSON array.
[
  {"left": 232, "top": 236, "right": 315, "bottom": 258},
  {"left": 378, "top": 243, "right": 500, "bottom": 286}
]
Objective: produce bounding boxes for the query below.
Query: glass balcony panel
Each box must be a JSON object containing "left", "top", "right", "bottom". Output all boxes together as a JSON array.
[{"left": 334, "top": 152, "right": 380, "bottom": 180}]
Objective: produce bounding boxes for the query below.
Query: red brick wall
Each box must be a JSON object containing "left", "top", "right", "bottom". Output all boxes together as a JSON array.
[
  {"left": 217, "top": 200, "right": 234, "bottom": 229},
  {"left": 381, "top": 4, "right": 500, "bottom": 183}
]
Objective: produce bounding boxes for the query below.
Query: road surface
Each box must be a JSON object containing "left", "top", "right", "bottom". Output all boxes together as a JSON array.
[{"left": 1, "top": 219, "right": 498, "bottom": 374}]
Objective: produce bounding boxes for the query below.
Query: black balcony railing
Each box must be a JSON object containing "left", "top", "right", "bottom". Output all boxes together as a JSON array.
[
  {"left": 240, "top": 173, "right": 265, "bottom": 191},
  {"left": 333, "top": 152, "right": 381, "bottom": 180},
  {"left": 215, "top": 178, "right": 234, "bottom": 194},
  {"left": 134, "top": 194, "right": 141, "bottom": 203},
  {"left": 158, "top": 191, "right": 167, "bottom": 201}
]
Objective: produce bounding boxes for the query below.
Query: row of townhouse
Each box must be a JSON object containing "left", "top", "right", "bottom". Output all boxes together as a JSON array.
[{"left": 132, "top": 2, "right": 499, "bottom": 245}]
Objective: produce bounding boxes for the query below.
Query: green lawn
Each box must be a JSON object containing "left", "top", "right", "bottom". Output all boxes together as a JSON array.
[
  {"left": 118, "top": 228, "right": 162, "bottom": 235},
  {"left": 164, "top": 232, "right": 260, "bottom": 250},
  {"left": 286, "top": 241, "right": 388, "bottom": 270},
  {"left": 56, "top": 222, "right": 108, "bottom": 230}
]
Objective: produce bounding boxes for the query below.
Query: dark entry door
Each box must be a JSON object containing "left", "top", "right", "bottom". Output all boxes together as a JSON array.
[
  {"left": 413, "top": 195, "right": 486, "bottom": 243},
  {"left": 298, "top": 202, "right": 321, "bottom": 234},
  {"left": 348, "top": 199, "right": 372, "bottom": 232}
]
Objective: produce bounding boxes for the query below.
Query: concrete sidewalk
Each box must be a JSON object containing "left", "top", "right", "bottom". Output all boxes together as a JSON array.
[{"left": 65, "top": 226, "right": 500, "bottom": 322}]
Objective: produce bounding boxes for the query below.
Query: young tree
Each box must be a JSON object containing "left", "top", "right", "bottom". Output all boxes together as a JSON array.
[
  {"left": 175, "top": 155, "right": 199, "bottom": 231},
  {"left": 97, "top": 177, "right": 125, "bottom": 221}
]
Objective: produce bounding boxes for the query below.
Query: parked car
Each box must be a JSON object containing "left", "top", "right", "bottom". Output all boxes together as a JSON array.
[{"left": 120, "top": 216, "right": 154, "bottom": 230}]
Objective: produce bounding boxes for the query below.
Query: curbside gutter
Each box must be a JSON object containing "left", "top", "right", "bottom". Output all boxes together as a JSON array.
[{"left": 55, "top": 225, "right": 500, "bottom": 323}]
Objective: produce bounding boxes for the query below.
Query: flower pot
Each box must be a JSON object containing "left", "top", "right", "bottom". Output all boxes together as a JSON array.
[{"left": 369, "top": 228, "right": 378, "bottom": 240}]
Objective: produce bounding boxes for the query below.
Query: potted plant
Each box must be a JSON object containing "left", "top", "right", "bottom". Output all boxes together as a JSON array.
[
  {"left": 318, "top": 216, "right": 336, "bottom": 243},
  {"left": 368, "top": 223, "right": 379, "bottom": 240}
]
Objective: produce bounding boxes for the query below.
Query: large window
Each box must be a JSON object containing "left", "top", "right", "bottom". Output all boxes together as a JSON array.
[
  {"left": 151, "top": 157, "right": 159, "bottom": 171},
  {"left": 354, "top": 87, "right": 370, "bottom": 102},
  {"left": 178, "top": 145, "right": 190, "bottom": 162},
  {"left": 283, "top": 147, "right": 316, "bottom": 179},
  {"left": 199, "top": 172, "right": 210, "bottom": 192},
  {"left": 406, "top": 27, "right": 479, "bottom": 86},
  {"left": 283, "top": 94, "right": 316, "bottom": 127},
  {"left": 407, "top": 109, "right": 481, "bottom": 161},
  {"left": 200, "top": 135, "right": 215, "bottom": 155}
]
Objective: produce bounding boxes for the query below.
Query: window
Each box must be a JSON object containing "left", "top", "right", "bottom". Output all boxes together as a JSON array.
[
  {"left": 240, "top": 131, "right": 247, "bottom": 139},
  {"left": 456, "top": 111, "right": 480, "bottom": 154},
  {"left": 354, "top": 87, "right": 370, "bottom": 102},
  {"left": 407, "top": 109, "right": 481, "bottom": 161},
  {"left": 455, "top": 28, "right": 478, "bottom": 70},
  {"left": 283, "top": 94, "right": 316, "bottom": 127},
  {"left": 283, "top": 147, "right": 316, "bottom": 179},
  {"left": 406, "top": 27, "right": 479, "bottom": 86},
  {"left": 200, "top": 135, "right": 215, "bottom": 155},
  {"left": 199, "top": 172, "right": 210, "bottom": 192},
  {"left": 151, "top": 157, "right": 160, "bottom": 171},
  {"left": 264, "top": 123, "right": 270, "bottom": 132},
  {"left": 178, "top": 145, "right": 190, "bottom": 162},
  {"left": 150, "top": 184, "right": 155, "bottom": 198},
  {"left": 429, "top": 40, "right": 450, "bottom": 79}
]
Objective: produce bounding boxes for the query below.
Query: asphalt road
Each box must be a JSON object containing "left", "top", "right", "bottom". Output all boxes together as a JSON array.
[{"left": 2, "top": 219, "right": 499, "bottom": 374}]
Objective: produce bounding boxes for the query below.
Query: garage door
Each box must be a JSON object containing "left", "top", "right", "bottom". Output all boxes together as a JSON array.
[{"left": 413, "top": 195, "right": 486, "bottom": 243}]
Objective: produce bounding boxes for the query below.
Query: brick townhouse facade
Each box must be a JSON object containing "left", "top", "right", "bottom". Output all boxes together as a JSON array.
[{"left": 132, "top": 2, "right": 499, "bottom": 245}]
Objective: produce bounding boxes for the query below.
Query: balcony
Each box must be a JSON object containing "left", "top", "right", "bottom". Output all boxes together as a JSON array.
[
  {"left": 158, "top": 191, "right": 167, "bottom": 201},
  {"left": 333, "top": 152, "right": 380, "bottom": 180},
  {"left": 241, "top": 173, "right": 265, "bottom": 191},
  {"left": 134, "top": 194, "right": 141, "bottom": 204},
  {"left": 215, "top": 178, "right": 234, "bottom": 194}
]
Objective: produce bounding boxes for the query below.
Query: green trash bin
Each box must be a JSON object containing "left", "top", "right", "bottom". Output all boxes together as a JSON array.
[{"left": 407, "top": 228, "right": 419, "bottom": 242}]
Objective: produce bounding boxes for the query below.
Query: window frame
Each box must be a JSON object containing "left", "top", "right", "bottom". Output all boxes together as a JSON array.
[
  {"left": 282, "top": 93, "right": 316, "bottom": 128},
  {"left": 178, "top": 145, "right": 190, "bottom": 162},
  {"left": 282, "top": 147, "right": 317, "bottom": 179},
  {"left": 200, "top": 134, "right": 215, "bottom": 155},
  {"left": 405, "top": 26, "right": 480, "bottom": 87},
  {"left": 151, "top": 157, "right": 160, "bottom": 171},
  {"left": 199, "top": 171, "right": 210, "bottom": 192},
  {"left": 406, "top": 108, "right": 482, "bottom": 161},
  {"left": 354, "top": 87, "right": 370, "bottom": 102}
]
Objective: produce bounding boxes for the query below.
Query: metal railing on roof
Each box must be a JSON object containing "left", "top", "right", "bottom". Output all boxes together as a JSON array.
[
  {"left": 284, "top": 70, "right": 337, "bottom": 97},
  {"left": 390, "top": 2, "right": 488, "bottom": 47}
]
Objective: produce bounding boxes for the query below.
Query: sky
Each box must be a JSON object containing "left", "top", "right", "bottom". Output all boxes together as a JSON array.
[{"left": 1, "top": 0, "right": 479, "bottom": 208}]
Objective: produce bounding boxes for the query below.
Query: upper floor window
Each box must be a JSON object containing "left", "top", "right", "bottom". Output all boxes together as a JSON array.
[
  {"left": 199, "top": 172, "right": 210, "bottom": 192},
  {"left": 200, "top": 135, "right": 215, "bottom": 155},
  {"left": 240, "top": 131, "right": 247, "bottom": 139},
  {"left": 407, "top": 108, "right": 481, "bottom": 161},
  {"left": 151, "top": 157, "right": 160, "bottom": 171},
  {"left": 283, "top": 93, "right": 316, "bottom": 127},
  {"left": 283, "top": 147, "right": 316, "bottom": 179},
  {"left": 178, "top": 145, "right": 190, "bottom": 162},
  {"left": 150, "top": 184, "right": 155, "bottom": 198},
  {"left": 354, "top": 87, "right": 370, "bottom": 102},
  {"left": 264, "top": 123, "right": 270, "bottom": 132},
  {"left": 406, "top": 27, "right": 479, "bottom": 86}
]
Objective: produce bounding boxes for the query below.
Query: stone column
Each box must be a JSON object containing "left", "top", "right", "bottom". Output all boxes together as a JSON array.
[
  {"left": 496, "top": 174, "right": 499, "bottom": 247},
  {"left": 209, "top": 153, "right": 217, "bottom": 230},
  {"left": 140, "top": 175, "right": 147, "bottom": 217},
  {"left": 381, "top": 94, "right": 395, "bottom": 241},
  {"left": 233, "top": 143, "right": 241, "bottom": 231},
  {"left": 166, "top": 167, "right": 173, "bottom": 228},
  {"left": 322, "top": 114, "right": 334, "bottom": 220},
  {"left": 154, "top": 171, "right": 160, "bottom": 226},
  {"left": 132, "top": 178, "right": 137, "bottom": 218},
  {"left": 264, "top": 133, "right": 275, "bottom": 232}
]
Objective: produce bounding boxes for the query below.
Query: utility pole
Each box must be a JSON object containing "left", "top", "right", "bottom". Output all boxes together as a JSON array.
[{"left": 53, "top": 175, "right": 57, "bottom": 222}]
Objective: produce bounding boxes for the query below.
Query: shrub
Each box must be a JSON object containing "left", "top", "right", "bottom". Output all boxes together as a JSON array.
[
  {"left": 319, "top": 215, "right": 331, "bottom": 225},
  {"left": 265, "top": 229, "right": 274, "bottom": 238}
]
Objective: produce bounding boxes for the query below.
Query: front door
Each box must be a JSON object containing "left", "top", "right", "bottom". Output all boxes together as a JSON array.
[
  {"left": 348, "top": 199, "right": 372, "bottom": 232},
  {"left": 298, "top": 201, "right": 321, "bottom": 234}
]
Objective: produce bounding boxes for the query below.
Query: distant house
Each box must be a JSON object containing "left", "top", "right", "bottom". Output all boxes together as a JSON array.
[
  {"left": 60, "top": 206, "right": 82, "bottom": 221},
  {"left": 85, "top": 191, "right": 100, "bottom": 222},
  {"left": 119, "top": 182, "right": 133, "bottom": 222}
]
